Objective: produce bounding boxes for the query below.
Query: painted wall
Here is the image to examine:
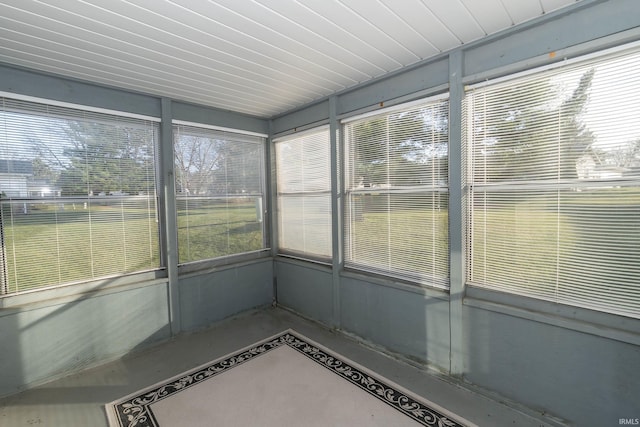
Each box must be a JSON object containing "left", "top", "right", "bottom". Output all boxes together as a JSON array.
[
  {"left": 0, "top": 257, "right": 273, "bottom": 398},
  {"left": 274, "top": 260, "right": 451, "bottom": 372},
  {"left": 463, "top": 305, "right": 640, "bottom": 426},
  {"left": 340, "top": 275, "right": 450, "bottom": 372},
  {"left": 179, "top": 259, "right": 274, "bottom": 331},
  {"left": 0, "top": 282, "right": 170, "bottom": 397},
  {"left": 275, "top": 260, "right": 333, "bottom": 325}
]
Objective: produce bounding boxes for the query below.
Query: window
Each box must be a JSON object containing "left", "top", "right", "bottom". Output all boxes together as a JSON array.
[
  {"left": 465, "top": 45, "right": 640, "bottom": 318},
  {"left": 275, "top": 127, "right": 332, "bottom": 259},
  {"left": 173, "top": 122, "right": 267, "bottom": 264},
  {"left": 343, "top": 98, "right": 449, "bottom": 287},
  {"left": 0, "top": 96, "right": 160, "bottom": 295}
]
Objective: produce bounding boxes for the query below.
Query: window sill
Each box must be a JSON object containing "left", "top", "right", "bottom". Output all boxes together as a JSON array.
[
  {"left": 0, "top": 269, "right": 168, "bottom": 315},
  {"left": 340, "top": 268, "right": 450, "bottom": 301},
  {"left": 274, "top": 254, "right": 332, "bottom": 271},
  {"left": 177, "top": 250, "right": 272, "bottom": 278},
  {"left": 464, "top": 286, "right": 640, "bottom": 346}
]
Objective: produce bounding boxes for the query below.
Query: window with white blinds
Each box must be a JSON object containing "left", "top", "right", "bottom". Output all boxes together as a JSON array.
[
  {"left": 344, "top": 98, "right": 449, "bottom": 287},
  {"left": 465, "top": 44, "right": 640, "bottom": 318},
  {"left": 275, "top": 128, "right": 332, "bottom": 259},
  {"left": 173, "top": 123, "right": 266, "bottom": 264},
  {"left": 0, "top": 96, "right": 160, "bottom": 295}
]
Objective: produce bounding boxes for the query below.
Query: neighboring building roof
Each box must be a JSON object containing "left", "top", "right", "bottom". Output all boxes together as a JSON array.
[{"left": 0, "top": 159, "right": 33, "bottom": 175}]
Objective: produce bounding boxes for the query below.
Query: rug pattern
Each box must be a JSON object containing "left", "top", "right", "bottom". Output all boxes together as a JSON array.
[{"left": 110, "top": 331, "right": 467, "bottom": 427}]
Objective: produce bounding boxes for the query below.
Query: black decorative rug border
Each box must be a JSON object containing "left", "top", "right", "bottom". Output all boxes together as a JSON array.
[{"left": 107, "top": 330, "right": 470, "bottom": 427}]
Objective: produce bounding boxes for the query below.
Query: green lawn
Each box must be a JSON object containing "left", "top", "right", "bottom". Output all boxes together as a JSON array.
[
  {"left": 350, "top": 208, "right": 449, "bottom": 283},
  {"left": 345, "top": 188, "right": 639, "bottom": 316},
  {"left": 1, "top": 197, "right": 265, "bottom": 294},
  {"left": 347, "top": 193, "right": 449, "bottom": 284},
  {"left": 176, "top": 198, "right": 264, "bottom": 263},
  {"left": 470, "top": 187, "right": 640, "bottom": 316},
  {"left": 1, "top": 199, "right": 160, "bottom": 294},
  {"left": 2, "top": 189, "right": 638, "bottom": 318}
]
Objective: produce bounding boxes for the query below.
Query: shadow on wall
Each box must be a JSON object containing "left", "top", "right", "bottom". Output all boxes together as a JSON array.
[
  {"left": 462, "top": 305, "right": 640, "bottom": 426},
  {"left": 339, "top": 275, "right": 451, "bottom": 373},
  {"left": 0, "top": 275, "right": 171, "bottom": 400},
  {"left": 275, "top": 260, "right": 451, "bottom": 374},
  {"left": 179, "top": 260, "right": 274, "bottom": 331}
]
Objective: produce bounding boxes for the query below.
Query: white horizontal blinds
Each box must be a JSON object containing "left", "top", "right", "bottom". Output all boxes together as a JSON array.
[
  {"left": 0, "top": 97, "right": 160, "bottom": 295},
  {"left": 275, "top": 128, "right": 332, "bottom": 259},
  {"left": 173, "top": 124, "right": 266, "bottom": 264},
  {"left": 344, "top": 98, "right": 449, "bottom": 287},
  {"left": 466, "top": 45, "right": 640, "bottom": 318}
]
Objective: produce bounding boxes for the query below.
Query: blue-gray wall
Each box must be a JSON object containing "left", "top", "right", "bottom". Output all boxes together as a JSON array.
[
  {"left": 340, "top": 274, "right": 451, "bottom": 371},
  {"left": 0, "top": 258, "right": 273, "bottom": 397},
  {"left": 180, "top": 260, "right": 274, "bottom": 331},
  {"left": 272, "top": 1, "right": 640, "bottom": 426},
  {"left": 463, "top": 304, "right": 640, "bottom": 427},
  {"left": 276, "top": 260, "right": 333, "bottom": 325},
  {"left": 0, "top": 281, "right": 170, "bottom": 397}
]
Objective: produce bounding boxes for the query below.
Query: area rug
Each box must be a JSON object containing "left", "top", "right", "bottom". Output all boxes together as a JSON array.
[{"left": 106, "top": 329, "right": 473, "bottom": 427}]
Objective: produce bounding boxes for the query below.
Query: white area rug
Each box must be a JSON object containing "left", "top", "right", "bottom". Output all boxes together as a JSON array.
[{"left": 106, "top": 330, "right": 474, "bottom": 426}]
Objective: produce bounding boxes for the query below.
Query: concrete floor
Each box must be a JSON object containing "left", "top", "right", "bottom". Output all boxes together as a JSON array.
[{"left": 0, "top": 307, "right": 558, "bottom": 426}]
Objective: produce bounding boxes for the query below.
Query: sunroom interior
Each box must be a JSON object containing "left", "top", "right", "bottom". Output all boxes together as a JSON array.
[{"left": 0, "top": 1, "right": 639, "bottom": 426}]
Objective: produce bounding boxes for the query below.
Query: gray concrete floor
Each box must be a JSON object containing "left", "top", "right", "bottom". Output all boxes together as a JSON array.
[{"left": 0, "top": 307, "right": 556, "bottom": 426}]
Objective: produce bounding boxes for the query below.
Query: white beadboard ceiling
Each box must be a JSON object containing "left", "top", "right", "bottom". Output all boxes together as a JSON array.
[{"left": 0, "top": 0, "right": 579, "bottom": 118}]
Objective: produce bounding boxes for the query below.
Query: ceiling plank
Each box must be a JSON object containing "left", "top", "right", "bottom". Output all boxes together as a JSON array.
[{"left": 0, "top": 0, "right": 584, "bottom": 117}]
